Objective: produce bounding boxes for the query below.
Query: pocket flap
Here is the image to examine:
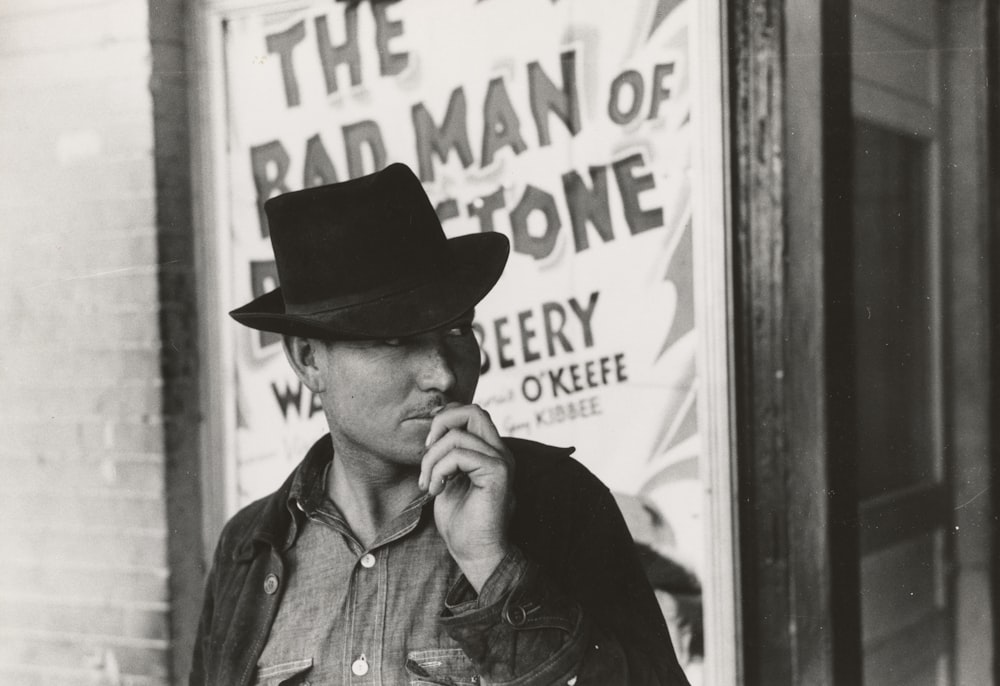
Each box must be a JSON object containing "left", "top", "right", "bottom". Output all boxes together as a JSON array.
[
  {"left": 254, "top": 657, "right": 314, "bottom": 686},
  {"left": 405, "top": 648, "right": 479, "bottom": 686}
]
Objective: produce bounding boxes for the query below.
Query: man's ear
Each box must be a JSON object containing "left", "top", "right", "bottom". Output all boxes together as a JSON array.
[{"left": 282, "top": 335, "right": 327, "bottom": 393}]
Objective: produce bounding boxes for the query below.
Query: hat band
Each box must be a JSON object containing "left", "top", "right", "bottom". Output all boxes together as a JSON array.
[{"left": 283, "top": 263, "right": 452, "bottom": 316}]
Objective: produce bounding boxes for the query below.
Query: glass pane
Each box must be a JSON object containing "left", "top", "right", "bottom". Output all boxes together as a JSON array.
[{"left": 851, "top": 121, "right": 936, "bottom": 500}]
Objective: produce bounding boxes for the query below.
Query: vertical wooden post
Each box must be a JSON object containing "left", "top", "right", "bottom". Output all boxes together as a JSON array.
[
  {"left": 728, "top": 0, "right": 858, "bottom": 683},
  {"left": 729, "top": 0, "right": 792, "bottom": 682}
]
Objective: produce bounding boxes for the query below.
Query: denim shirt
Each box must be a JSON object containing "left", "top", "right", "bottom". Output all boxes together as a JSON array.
[
  {"left": 190, "top": 435, "right": 690, "bottom": 686},
  {"left": 256, "top": 460, "right": 513, "bottom": 684}
]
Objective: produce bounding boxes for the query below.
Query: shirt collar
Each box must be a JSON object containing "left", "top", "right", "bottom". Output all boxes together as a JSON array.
[
  {"left": 234, "top": 434, "right": 333, "bottom": 561},
  {"left": 283, "top": 436, "right": 335, "bottom": 550},
  {"left": 286, "top": 443, "right": 436, "bottom": 551},
  {"left": 289, "top": 457, "right": 332, "bottom": 515}
]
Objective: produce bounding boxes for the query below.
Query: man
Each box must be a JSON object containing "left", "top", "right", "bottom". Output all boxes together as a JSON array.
[{"left": 191, "top": 163, "right": 690, "bottom": 685}]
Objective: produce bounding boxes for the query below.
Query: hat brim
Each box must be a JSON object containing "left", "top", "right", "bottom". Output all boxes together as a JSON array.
[{"left": 230, "top": 233, "right": 509, "bottom": 340}]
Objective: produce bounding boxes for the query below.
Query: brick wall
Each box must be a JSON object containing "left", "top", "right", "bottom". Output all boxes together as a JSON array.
[{"left": 0, "top": 0, "right": 200, "bottom": 683}]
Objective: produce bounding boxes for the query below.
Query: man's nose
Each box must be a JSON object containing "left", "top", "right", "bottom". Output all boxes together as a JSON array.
[{"left": 414, "top": 337, "right": 457, "bottom": 392}]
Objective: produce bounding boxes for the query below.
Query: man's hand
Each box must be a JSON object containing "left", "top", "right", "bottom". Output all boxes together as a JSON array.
[{"left": 418, "top": 403, "right": 514, "bottom": 592}]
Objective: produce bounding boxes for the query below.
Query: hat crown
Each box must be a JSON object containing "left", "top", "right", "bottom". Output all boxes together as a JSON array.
[
  {"left": 265, "top": 163, "right": 447, "bottom": 312},
  {"left": 230, "top": 162, "right": 510, "bottom": 340}
]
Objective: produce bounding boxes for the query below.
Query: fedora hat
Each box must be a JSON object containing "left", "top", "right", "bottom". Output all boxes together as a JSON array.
[{"left": 230, "top": 163, "right": 509, "bottom": 340}]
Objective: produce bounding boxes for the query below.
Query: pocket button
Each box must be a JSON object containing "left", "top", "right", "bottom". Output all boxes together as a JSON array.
[{"left": 263, "top": 573, "right": 279, "bottom": 595}]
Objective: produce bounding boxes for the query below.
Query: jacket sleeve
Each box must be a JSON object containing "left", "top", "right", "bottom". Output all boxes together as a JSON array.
[
  {"left": 189, "top": 534, "right": 223, "bottom": 686},
  {"left": 439, "top": 479, "right": 691, "bottom": 685}
]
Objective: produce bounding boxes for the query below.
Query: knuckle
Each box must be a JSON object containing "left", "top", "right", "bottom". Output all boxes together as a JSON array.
[{"left": 469, "top": 403, "right": 491, "bottom": 421}]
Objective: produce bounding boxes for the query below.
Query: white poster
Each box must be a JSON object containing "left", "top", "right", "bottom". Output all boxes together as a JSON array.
[{"left": 222, "top": 0, "right": 720, "bottom": 677}]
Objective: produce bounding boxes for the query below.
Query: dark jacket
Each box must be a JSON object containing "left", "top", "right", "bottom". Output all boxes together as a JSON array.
[{"left": 190, "top": 436, "right": 690, "bottom": 685}]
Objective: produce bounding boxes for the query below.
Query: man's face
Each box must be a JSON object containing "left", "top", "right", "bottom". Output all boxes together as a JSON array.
[{"left": 311, "top": 312, "right": 481, "bottom": 470}]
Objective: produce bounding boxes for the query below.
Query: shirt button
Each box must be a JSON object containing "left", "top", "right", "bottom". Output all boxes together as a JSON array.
[
  {"left": 263, "top": 573, "right": 279, "bottom": 595},
  {"left": 360, "top": 553, "right": 376, "bottom": 568},
  {"left": 351, "top": 655, "right": 369, "bottom": 676}
]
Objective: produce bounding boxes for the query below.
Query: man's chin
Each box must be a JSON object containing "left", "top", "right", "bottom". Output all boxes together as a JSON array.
[
  {"left": 396, "top": 449, "right": 425, "bottom": 468},
  {"left": 392, "top": 431, "right": 430, "bottom": 467}
]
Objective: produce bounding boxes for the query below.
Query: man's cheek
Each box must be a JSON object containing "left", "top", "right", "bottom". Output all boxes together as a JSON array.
[{"left": 461, "top": 359, "right": 482, "bottom": 395}]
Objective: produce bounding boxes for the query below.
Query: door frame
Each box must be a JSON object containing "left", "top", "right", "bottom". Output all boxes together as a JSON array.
[
  {"left": 988, "top": 1, "right": 1000, "bottom": 679},
  {"left": 728, "top": 0, "right": 861, "bottom": 683}
]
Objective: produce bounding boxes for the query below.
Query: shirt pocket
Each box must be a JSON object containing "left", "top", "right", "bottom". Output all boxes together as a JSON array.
[
  {"left": 253, "top": 657, "right": 313, "bottom": 686},
  {"left": 405, "top": 648, "right": 480, "bottom": 686}
]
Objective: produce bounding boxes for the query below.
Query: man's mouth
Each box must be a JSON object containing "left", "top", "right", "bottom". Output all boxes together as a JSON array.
[{"left": 409, "top": 404, "right": 445, "bottom": 421}]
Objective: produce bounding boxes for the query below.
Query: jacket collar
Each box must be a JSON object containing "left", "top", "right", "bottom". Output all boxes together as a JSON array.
[{"left": 233, "top": 434, "right": 334, "bottom": 562}]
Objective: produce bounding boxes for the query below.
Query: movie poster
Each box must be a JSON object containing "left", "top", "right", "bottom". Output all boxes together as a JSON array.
[{"left": 222, "top": 4, "right": 716, "bottom": 675}]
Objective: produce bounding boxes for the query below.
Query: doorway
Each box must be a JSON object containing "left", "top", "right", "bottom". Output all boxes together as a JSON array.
[{"left": 848, "top": 1, "right": 995, "bottom": 683}]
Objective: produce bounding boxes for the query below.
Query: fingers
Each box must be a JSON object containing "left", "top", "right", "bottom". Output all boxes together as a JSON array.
[
  {"left": 425, "top": 451, "right": 489, "bottom": 497},
  {"left": 424, "top": 403, "right": 504, "bottom": 452},
  {"left": 418, "top": 427, "right": 510, "bottom": 495}
]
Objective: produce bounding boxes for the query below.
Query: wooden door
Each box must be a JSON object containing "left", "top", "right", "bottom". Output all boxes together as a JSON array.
[{"left": 850, "top": 2, "right": 951, "bottom": 683}]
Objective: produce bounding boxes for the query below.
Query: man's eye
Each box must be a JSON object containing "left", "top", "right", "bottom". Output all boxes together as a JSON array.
[
  {"left": 380, "top": 337, "right": 403, "bottom": 347},
  {"left": 447, "top": 325, "right": 473, "bottom": 337}
]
